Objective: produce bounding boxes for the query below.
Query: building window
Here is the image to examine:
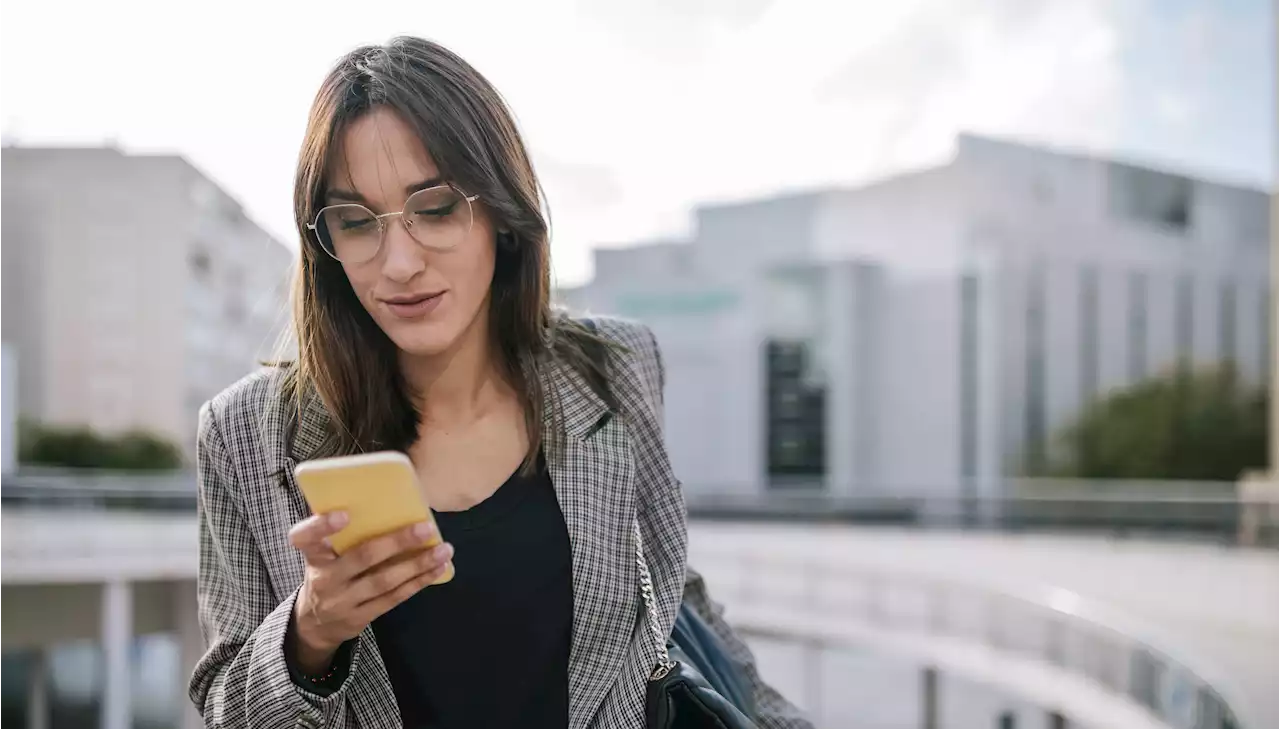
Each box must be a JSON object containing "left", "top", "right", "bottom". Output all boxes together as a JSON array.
[
  {"left": 764, "top": 340, "right": 826, "bottom": 485},
  {"left": 776, "top": 390, "right": 802, "bottom": 419},
  {"left": 1262, "top": 286, "right": 1273, "bottom": 385},
  {"left": 1023, "top": 265, "right": 1047, "bottom": 473},
  {"left": 1108, "top": 163, "right": 1194, "bottom": 231},
  {"left": 189, "top": 249, "right": 212, "bottom": 280},
  {"left": 1127, "top": 272, "right": 1149, "bottom": 382},
  {"left": 1080, "top": 265, "right": 1100, "bottom": 404},
  {"left": 959, "top": 273, "right": 979, "bottom": 482},
  {"left": 1219, "top": 280, "right": 1237, "bottom": 367},
  {"left": 1175, "top": 273, "right": 1194, "bottom": 366}
]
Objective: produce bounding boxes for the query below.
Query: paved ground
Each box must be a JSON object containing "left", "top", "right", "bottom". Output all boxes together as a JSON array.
[{"left": 687, "top": 523, "right": 1279, "bottom": 729}]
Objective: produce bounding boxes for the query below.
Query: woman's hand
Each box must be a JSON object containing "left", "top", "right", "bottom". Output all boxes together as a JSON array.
[{"left": 287, "top": 512, "right": 454, "bottom": 674}]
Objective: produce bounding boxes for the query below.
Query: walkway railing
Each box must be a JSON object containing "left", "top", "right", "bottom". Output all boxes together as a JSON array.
[
  {"left": 1, "top": 468, "right": 1265, "bottom": 727},
  {"left": 4, "top": 469, "right": 1276, "bottom": 545},
  {"left": 701, "top": 551, "right": 1250, "bottom": 729},
  {"left": 686, "top": 490, "right": 1277, "bottom": 546}
]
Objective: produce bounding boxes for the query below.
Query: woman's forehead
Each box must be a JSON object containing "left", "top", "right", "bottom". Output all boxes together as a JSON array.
[{"left": 327, "top": 108, "right": 442, "bottom": 203}]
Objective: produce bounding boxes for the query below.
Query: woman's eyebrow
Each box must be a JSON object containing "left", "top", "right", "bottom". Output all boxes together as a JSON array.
[
  {"left": 325, "top": 177, "right": 443, "bottom": 204},
  {"left": 325, "top": 188, "right": 366, "bottom": 203}
]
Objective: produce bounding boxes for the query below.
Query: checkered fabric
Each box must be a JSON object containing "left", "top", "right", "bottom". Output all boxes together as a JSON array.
[{"left": 188, "top": 314, "right": 813, "bottom": 728}]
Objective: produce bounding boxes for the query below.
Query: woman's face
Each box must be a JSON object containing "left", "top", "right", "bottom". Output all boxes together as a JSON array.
[{"left": 325, "top": 107, "right": 496, "bottom": 358}]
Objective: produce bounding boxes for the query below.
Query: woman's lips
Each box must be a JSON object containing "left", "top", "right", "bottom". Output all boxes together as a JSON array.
[{"left": 383, "top": 292, "right": 446, "bottom": 319}]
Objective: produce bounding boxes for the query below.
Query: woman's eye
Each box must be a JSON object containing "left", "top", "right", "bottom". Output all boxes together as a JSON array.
[
  {"left": 340, "top": 217, "right": 376, "bottom": 231},
  {"left": 413, "top": 202, "right": 457, "bottom": 218}
]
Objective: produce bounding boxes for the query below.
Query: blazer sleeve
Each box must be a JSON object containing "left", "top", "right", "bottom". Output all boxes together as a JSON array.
[
  {"left": 187, "top": 402, "right": 366, "bottom": 728},
  {"left": 633, "top": 323, "right": 814, "bottom": 727}
]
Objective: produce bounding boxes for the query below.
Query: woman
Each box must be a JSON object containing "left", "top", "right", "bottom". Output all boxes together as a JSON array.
[{"left": 188, "top": 36, "right": 811, "bottom": 729}]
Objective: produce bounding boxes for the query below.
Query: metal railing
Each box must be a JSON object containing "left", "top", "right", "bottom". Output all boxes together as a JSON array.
[
  {"left": 3, "top": 469, "right": 1276, "bottom": 546},
  {"left": 702, "top": 551, "right": 1250, "bottom": 729},
  {"left": 685, "top": 491, "right": 1278, "bottom": 546},
  {"left": 1, "top": 468, "right": 1262, "bottom": 727},
  {"left": 1, "top": 468, "right": 197, "bottom": 511}
]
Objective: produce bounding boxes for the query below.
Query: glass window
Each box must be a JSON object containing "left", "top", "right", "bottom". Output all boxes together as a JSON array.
[
  {"left": 1024, "top": 265, "right": 1047, "bottom": 472},
  {"left": 1080, "top": 265, "right": 1100, "bottom": 403},
  {"left": 1175, "top": 273, "right": 1194, "bottom": 365},
  {"left": 1108, "top": 163, "right": 1194, "bottom": 231},
  {"left": 1218, "top": 280, "right": 1237, "bottom": 366},
  {"left": 189, "top": 249, "right": 211, "bottom": 280},
  {"left": 959, "top": 273, "right": 979, "bottom": 480},
  {"left": 1128, "top": 272, "right": 1149, "bottom": 382},
  {"left": 1261, "top": 286, "right": 1273, "bottom": 385},
  {"left": 764, "top": 340, "right": 826, "bottom": 485}
]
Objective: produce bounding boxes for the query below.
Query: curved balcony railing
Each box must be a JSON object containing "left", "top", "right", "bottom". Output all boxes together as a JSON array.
[
  {"left": 698, "top": 550, "right": 1250, "bottom": 729},
  {"left": 4, "top": 469, "right": 1276, "bottom": 545},
  {"left": 1, "top": 467, "right": 1266, "bottom": 728}
]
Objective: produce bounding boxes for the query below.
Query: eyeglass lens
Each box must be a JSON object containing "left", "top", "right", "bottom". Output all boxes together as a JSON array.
[{"left": 315, "top": 185, "right": 473, "bottom": 263}]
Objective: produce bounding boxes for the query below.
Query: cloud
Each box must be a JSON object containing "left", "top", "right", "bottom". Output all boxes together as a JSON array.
[
  {"left": 552, "top": 0, "right": 1129, "bottom": 272},
  {"left": 1153, "top": 91, "right": 1195, "bottom": 127},
  {"left": 810, "top": 0, "right": 1125, "bottom": 172}
]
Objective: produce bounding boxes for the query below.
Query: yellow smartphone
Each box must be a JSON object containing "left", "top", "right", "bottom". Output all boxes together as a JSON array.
[{"left": 294, "top": 451, "right": 453, "bottom": 584}]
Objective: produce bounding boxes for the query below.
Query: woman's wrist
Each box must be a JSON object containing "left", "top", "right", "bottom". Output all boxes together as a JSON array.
[
  {"left": 293, "top": 633, "right": 339, "bottom": 677},
  {"left": 289, "top": 603, "right": 341, "bottom": 676}
]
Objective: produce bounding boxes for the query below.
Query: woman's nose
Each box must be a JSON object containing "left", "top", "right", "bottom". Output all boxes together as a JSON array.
[{"left": 380, "top": 216, "right": 426, "bottom": 283}]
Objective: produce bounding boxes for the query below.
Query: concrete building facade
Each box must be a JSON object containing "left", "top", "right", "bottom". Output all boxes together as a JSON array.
[
  {"left": 559, "top": 135, "right": 1273, "bottom": 498},
  {"left": 1, "top": 146, "right": 293, "bottom": 454}
]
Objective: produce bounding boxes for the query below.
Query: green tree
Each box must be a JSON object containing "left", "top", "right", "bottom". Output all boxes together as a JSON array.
[{"left": 1041, "top": 363, "right": 1268, "bottom": 480}]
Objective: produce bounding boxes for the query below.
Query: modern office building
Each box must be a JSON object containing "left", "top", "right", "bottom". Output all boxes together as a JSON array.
[
  {"left": 558, "top": 134, "right": 1273, "bottom": 498},
  {"left": 1, "top": 146, "right": 293, "bottom": 454}
]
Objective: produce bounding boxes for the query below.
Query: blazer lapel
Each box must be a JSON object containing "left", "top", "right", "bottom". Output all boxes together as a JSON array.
[
  {"left": 274, "top": 382, "right": 404, "bottom": 728},
  {"left": 539, "top": 354, "right": 640, "bottom": 729}
]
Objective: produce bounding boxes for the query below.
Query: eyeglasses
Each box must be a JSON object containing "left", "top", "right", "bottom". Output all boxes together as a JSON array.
[{"left": 307, "top": 183, "right": 480, "bottom": 264}]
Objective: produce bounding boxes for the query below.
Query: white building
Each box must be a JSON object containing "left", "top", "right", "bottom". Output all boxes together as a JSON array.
[
  {"left": 560, "top": 134, "right": 1273, "bottom": 498},
  {"left": 1, "top": 146, "right": 293, "bottom": 454}
]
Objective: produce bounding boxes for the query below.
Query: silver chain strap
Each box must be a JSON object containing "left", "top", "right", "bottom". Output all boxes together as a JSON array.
[{"left": 633, "top": 520, "right": 676, "bottom": 680}]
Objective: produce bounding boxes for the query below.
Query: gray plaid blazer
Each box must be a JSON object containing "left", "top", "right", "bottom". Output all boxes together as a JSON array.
[{"left": 188, "top": 315, "right": 812, "bottom": 729}]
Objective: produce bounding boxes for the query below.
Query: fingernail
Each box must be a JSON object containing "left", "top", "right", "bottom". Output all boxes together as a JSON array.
[
  {"left": 413, "top": 521, "right": 436, "bottom": 540},
  {"left": 321, "top": 537, "right": 334, "bottom": 550},
  {"left": 329, "top": 512, "right": 349, "bottom": 528},
  {"left": 435, "top": 542, "right": 454, "bottom": 559}
]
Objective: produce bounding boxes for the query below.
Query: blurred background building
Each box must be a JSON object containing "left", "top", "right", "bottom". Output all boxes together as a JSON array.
[
  {"left": 1, "top": 146, "right": 292, "bottom": 455},
  {"left": 559, "top": 134, "right": 1272, "bottom": 502}
]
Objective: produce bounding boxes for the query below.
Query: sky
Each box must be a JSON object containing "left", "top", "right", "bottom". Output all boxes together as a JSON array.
[{"left": 1, "top": 0, "right": 1275, "bottom": 286}]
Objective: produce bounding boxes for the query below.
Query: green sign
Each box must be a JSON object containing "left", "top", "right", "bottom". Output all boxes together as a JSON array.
[{"left": 614, "top": 290, "right": 739, "bottom": 318}]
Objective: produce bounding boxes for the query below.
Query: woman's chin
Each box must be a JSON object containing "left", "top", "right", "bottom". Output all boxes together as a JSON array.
[{"left": 385, "top": 323, "right": 460, "bottom": 358}]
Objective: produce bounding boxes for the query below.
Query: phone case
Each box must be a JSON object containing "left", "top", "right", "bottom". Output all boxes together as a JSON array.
[{"left": 294, "top": 451, "right": 453, "bottom": 584}]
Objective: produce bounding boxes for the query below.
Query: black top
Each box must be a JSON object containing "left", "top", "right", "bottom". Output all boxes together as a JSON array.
[{"left": 289, "top": 459, "right": 573, "bottom": 729}]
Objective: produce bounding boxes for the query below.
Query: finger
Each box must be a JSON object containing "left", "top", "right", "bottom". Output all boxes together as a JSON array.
[
  {"left": 300, "top": 542, "right": 339, "bottom": 567},
  {"left": 356, "top": 549, "right": 456, "bottom": 621},
  {"left": 290, "top": 512, "right": 348, "bottom": 564},
  {"left": 335, "top": 520, "right": 437, "bottom": 581},
  {"left": 348, "top": 542, "right": 453, "bottom": 606},
  {"left": 289, "top": 512, "right": 348, "bottom": 549}
]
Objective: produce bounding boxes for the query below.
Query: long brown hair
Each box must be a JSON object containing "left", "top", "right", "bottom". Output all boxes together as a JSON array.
[{"left": 284, "top": 36, "right": 613, "bottom": 464}]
